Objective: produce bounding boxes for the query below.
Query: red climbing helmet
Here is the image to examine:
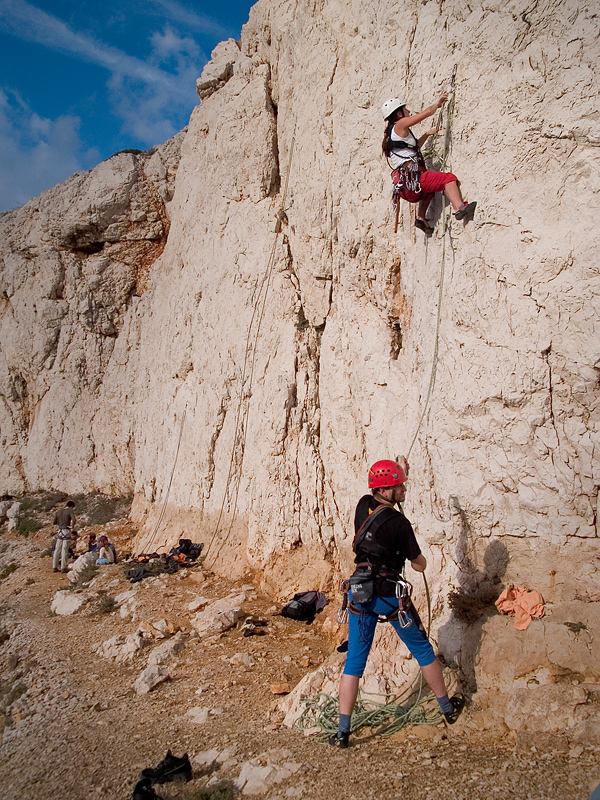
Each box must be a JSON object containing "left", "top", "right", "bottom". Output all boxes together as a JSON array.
[{"left": 368, "top": 459, "right": 407, "bottom": 489}]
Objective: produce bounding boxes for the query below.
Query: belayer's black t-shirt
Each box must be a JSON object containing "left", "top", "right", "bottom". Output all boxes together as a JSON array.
[{"left": 354, "top": 495, "right": 421, "bottom": 596}]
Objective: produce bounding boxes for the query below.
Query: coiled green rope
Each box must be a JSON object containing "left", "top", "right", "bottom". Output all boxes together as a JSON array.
[{"left": 295, "top": 683, "right": 450, "bottom": 740}]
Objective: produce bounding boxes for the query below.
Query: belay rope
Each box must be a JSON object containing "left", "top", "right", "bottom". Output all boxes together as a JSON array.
[
  {"left": 204, "top": 131, "right": 296, "bottom": 569},
  {"left": 407, "top": 64, "right": 457, "bottom": 460},
  {"left": 299, "top": 70, "right": 462, "bottom": 743}
]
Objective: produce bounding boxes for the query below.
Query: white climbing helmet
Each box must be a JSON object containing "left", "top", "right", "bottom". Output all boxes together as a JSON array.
[{"left": 381, "top": 98, "right": 406, "bottom": 120}]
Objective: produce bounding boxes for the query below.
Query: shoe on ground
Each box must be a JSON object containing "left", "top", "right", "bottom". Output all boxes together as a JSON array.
[
  {"left": 53, "top": 568, "right": 59, "bottom": 573},
  {"left": 444, "top": 693, "right": 465, "bottom": 724},
  {"left": 140, "top": 750, "right": 192, "bottom": 784},
  {"left": 454, "top": 201, "right": 477, "bottom": 221},
  {"left": 132, "top": 778, "right": 164, "bottom": 800},
  {"left": 415, "top": 218, "right": 434, "bottom": 235},
  {"left": 328, "top": 731, "right": 349, "bottom": 748}
]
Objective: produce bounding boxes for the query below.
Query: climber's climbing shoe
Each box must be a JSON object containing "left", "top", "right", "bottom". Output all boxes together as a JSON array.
[
  {"left": 454, "top": 201, "right": 477, "bottom": 221},
  {"left": 415, "top": 218, "right": 434, "bottom": 235}
]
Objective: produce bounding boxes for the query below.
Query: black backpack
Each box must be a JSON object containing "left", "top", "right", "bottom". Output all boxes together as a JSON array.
[{"left": 280, "top": 591, "right": 327, "bottom": 623}]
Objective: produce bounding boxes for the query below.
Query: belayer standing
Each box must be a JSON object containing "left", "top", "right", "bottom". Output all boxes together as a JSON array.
[
  {"left": 329, "top": 457, "right": 464, "bottom": 748},
  {"left": 382, "top": 93, "right": 476, "bottom": 234},
  {"left": 52, "top": 500, "right": 76, "bottom": 573}
]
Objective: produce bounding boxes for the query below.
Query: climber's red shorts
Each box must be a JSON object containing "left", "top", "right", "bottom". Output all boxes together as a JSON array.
[{"left": 393, "top": 170, "right": 459, "bottom": 204}]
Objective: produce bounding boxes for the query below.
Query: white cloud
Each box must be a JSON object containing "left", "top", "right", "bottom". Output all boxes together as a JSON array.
[
  {"left": 0, "top": 0, "right": 206, "bottom": 146},
  {"left": 0, "top": 89, "right": 99, "bottom": 211},
  {"left": 145, "top": 0, "right": 230, "bottom": 38}
]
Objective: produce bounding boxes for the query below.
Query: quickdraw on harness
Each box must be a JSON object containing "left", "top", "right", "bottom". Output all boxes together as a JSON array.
[
  {"left": 390, "top": 155, "right": 426, "bottom": 201},
  {"left": 388, "top": 137, "right": 426, "bottom": 233},
  {"left": 336, "top": 505, "right": 415, "bottom": 627}
]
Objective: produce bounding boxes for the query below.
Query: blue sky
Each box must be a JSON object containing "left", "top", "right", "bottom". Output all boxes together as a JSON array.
[{"left": 0, "top": 0, "right": 255, "bottom": 212}]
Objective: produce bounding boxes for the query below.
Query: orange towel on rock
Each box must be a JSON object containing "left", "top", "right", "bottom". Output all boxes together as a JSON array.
[{"left": 495, "top": 583, "right": 545, "bottom": 630}]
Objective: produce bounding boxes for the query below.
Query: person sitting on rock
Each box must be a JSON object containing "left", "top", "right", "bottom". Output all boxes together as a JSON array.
[
  {"left": 86, "top": 533, "right": 100, "bottom": 553},
  {"left": 382, "top": 93, "right": 476, "bottom": 234},
  {"left": 96, "top": 535, "right": 116, "bottom": 565},
  {"left": 52, "top": 500, "right": 76, "bottom": 573},
  {"left": 68, "top": 531, "right": 79, "bottom": 560}
]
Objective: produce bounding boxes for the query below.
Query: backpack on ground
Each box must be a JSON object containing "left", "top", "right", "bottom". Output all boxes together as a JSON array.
[{"left": 280, "top": 591, "right": 327, "bottom": 623}]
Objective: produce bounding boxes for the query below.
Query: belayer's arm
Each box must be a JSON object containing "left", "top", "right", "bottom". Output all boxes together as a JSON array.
[{"left": 410, "top": 554, "right": 427, "bottom": 572}]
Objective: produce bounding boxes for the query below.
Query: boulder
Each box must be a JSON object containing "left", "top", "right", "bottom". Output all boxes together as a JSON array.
[
  {"left": 68, "top": 552, "right": 97, "bottom": 583},
  {"left": 504, "top": 684, "right": 600, "bottom": 744},
  {"left": 139, "top": 618, "right": 175, "bottom": 639},
  {"left": 94, "top": 632, "right": 145, "bottom": 662},
  {"left": 6, "top": 503, "right": 19, "bottom": 531},
  {"left": 51, "top": 590, "right": 87, "bottom": 616},
  {"left": 147, "top": 631, "right": 186, "bottom": 667},
  {"left": 235, "top": 751, "right": 301, "bottom": 796},
  {"left": 190, "top": 593, "right": 246, "bottom": 638},
  {"left": 134, "top": 664, "right": 170, "bottom": 695}
]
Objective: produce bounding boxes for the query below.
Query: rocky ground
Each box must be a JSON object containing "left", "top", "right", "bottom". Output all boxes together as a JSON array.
[{"left": 0, "top": 495, "right": 598, "bottom": 800}]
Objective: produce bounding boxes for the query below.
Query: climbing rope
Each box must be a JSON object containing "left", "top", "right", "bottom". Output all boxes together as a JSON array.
[
  {"left": 204, "top": 132, "right": 296, "bottom": 568},
  {"left": 146, "top": 408, "right": 187, "bottom": 542},
  {"left": 295, "top": 676, "right": 457, "bottom": 740},
  {"left": 406, "top": 65, "right": 457, "bottom": 461},
  {"left": 319, "top": 70, "right": 459, "bottom": 742}
]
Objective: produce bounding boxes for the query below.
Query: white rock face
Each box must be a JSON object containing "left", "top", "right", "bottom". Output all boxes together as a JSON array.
[
  {"left": 51, "top": 591, "right": 87, "bottom": 616},
  {"left": 1, "top": 0, "right": 599, "bottom": 698},
  {"left": 0, "top": 133, "right": 183, "bottom": 496}
]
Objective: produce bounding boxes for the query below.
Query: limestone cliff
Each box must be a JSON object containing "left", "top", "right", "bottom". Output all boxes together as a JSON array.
[{"left": 1, "top": 0, "right": 599, "bottom": 702}]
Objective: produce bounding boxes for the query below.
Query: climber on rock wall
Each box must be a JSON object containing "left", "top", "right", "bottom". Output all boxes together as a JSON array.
[{"left": 382, "top": 93, "right": 476, "bottom": 234}]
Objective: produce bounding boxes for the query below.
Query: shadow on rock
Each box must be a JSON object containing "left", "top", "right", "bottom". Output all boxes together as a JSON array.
[{"left": 438, "top": 497, "right": 509, "bottom": 697}]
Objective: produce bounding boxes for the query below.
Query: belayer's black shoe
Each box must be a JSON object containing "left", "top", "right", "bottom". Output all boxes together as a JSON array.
[
  {"left": 444, "top": 693, "right": 465, "bottom": 724},
  {"left": 415, "top": 218, "right": 434, "bottom": 235},
  {"left": 454, "top": 201, "right": 477, "bottom": 221},
  {"left": 140, "top": 750, "right": 192, "bottom": 784},
  {"left": 328, "top": 731, "right": 349, "bottom": 748},
  {"left": 132, "top": 778, "right": 164, "bottom": 800}
]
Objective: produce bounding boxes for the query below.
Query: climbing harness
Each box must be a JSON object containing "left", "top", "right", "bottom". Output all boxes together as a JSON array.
[{"left": 336, "top": 501, "right": 420, "bottom": 627}]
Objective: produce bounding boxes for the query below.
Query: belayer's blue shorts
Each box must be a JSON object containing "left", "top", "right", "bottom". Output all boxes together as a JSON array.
[{"left": 343, "top": 595, "right": 436, "bottom": 677}]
